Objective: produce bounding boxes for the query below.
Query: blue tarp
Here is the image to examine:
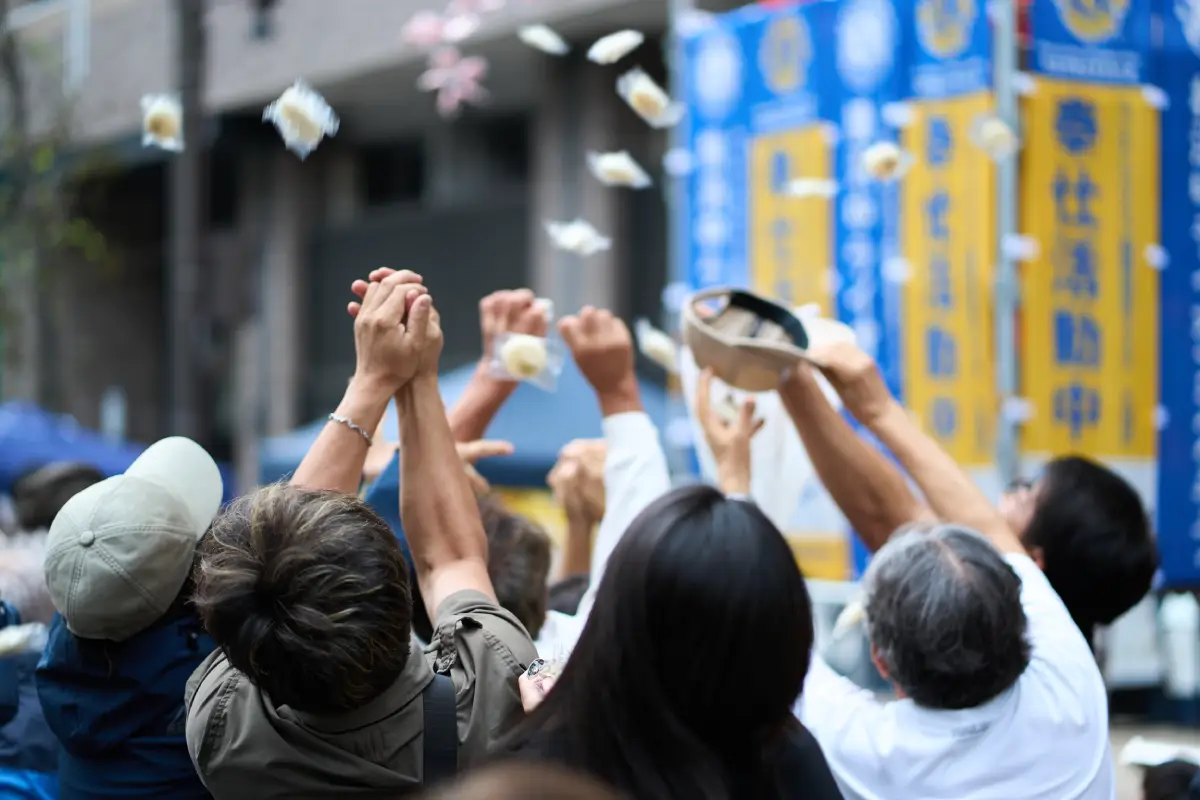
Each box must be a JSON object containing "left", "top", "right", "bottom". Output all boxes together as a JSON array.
[
  {"left": 0, "top": 402, "right": 144, "bottom": 492},
  {"left": 0, "top": 402, "right": 237, "bottom": 502},
  {"left": 259, "top": 361, "right": 671, "bottom": 487}
]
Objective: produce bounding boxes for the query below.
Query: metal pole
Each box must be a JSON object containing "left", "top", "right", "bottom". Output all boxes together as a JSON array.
[
  {"left": 661, "top": 0, "right": 695, "bottom": 481},
  {"left": 169, "top": 0, "right": 205, "bottom": 438},
  {"left": 664, "top": 0, "right": 694, "bottom": 312},
  {"left": 993, "top": 0, "right": 1020, "bottom": 485}
]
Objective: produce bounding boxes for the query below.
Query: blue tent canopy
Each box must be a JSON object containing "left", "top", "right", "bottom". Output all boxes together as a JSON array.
[
  {"left": 259, "top": 361, "right": 670, "bottom": 487},
  {"left": 0, "top": 402, "right": 239, "bottom": 502},
  {"left": 0, "top": 402, "right": 144, "bottom": 492}
]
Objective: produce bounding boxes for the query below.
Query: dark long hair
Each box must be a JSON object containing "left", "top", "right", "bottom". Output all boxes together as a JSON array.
[{"left": 501, "top": 485, "right": 815, "bottom": 800}]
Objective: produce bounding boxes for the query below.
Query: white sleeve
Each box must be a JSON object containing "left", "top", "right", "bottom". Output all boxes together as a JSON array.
[
  {"left": 572, "top": 412, "right": 672, "bottom": 626},
  {"left": 1005, "top": 554, "right": 1098, "bottom": 666},
  {"left": 1004, "top": 553, "right": 1107, "bottom": 712},
  {"left": 796, "top": 653, "right": 881, "bottom": 734}
]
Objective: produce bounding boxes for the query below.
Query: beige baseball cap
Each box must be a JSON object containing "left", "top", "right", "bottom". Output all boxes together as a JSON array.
[
  {"left": 43, "top": 437, "right": 223, "bottom": 642},
  {"left": 681, "top": 287, "right": 815, "bottom": 392}
]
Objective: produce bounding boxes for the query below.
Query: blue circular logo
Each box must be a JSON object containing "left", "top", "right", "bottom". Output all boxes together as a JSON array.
[{"left": 916, "top": 0, "right": 976, "bottom": 60}]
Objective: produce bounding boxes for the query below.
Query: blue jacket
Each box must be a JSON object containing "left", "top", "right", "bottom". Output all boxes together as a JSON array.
[
  {"left": 36, "top": 608, "right": 215, "bottom": 799},
  {"left": 0, "top": 601, "right": 57, "bottom": 800}
]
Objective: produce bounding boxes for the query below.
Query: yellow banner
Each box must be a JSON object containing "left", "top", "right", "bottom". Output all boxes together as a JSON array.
[
  {"left": 901, "top": 91, "right": 997, "bottom": 468},
  {"left": 1020, "top": 79, "right": 1159, "bottom": 459},
  {"left": 749, "top": 125, "right": 835, "bottom": 314}
]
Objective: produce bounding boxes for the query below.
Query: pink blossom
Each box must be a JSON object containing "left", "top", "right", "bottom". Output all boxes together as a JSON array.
[
  {"left": 441, "top": 12, "right": 481, "bottom": 43},
  {"left": 401, "top": 10, "right": 447, "bottom": 48},
  {"left": 417, "top": 48, "right": 489, "bottom": 117}
]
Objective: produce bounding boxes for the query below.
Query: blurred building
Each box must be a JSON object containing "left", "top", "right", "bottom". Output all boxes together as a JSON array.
[{"left": 0, "top": 0, "right": 745, "bottom": 483}]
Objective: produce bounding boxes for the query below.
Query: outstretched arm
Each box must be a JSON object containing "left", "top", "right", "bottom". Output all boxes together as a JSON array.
[
  {"left": 778, "top": 365, "right": 931, "bottom": 551},
  {"left": 811, "top": 342, "right": 1022, "bottom": 554},
  {"left": 293, "top": 270, "right": 426, "bottom": 495}
]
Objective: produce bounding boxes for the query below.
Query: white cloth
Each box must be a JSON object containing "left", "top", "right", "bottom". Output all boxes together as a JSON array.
[
  {"left": 678, "top": 310, "right": 852, "bottom": 533},
  {"left": 533, "top": 411, "right": 671, "bottom": 659},
  {"left": 797, "top": 553, "right": 1115, "bottom": 800}
]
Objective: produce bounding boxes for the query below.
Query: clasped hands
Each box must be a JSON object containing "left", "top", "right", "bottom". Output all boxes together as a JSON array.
[{"left": 345, "top": 268, "right": 443, "bottom": 399}]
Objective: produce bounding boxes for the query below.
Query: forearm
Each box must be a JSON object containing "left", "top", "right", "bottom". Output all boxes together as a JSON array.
[
  {"left": 447, "top": 364, "right": 517, "bottom": 442},
  {"left": 560, "top": 515, "right": 594, "bottom": 578},
  {"left": 869, "top": 401, "right": 1023, "bottom": 553},
  {"left": 780, "top": 369, "right": 928, "bottom": 551},
  {"left": 292, "top": 377, "right": 392, "bottom": 494},
  {"left": 397, "top": 377, "right": 488, "bottom": 573}
]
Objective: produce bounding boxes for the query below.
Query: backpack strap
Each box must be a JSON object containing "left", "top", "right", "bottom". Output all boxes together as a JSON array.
[{"left": 422, "top": 671, "right": 459, "bottom": 785}]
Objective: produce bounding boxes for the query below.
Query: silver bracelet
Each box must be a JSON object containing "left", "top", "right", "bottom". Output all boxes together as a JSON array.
[{"left": 328, "top": 413, "right": 374, "bottom": 444}]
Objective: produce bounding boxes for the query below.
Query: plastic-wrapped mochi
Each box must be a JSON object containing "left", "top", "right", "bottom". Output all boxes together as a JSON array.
[
  {"left": 587, "top": 151, "right": 652, "bottom": 189},
  {"left": 617, "top": 68, "right": 684, "bottom": 129},
  {"left": 141, "top": 94, "right": 184, "bottom": 152},
  {"left": 587, "top": 29, "right": 644, "bottom": 64},
  {"left": 263, "top": 80, "right": 340, "bottom": 159}
]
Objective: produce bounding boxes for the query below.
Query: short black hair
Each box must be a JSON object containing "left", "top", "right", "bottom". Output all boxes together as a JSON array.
[
  {"left": 411, "top": 497, "right": 551, "bottom": 642},
  {"left": 193, "top": 484, "right": 412, "bottom": 714},
  {"left": 1142, "top": 759, "right": 1199, "bottom": 800},
  {"left": 1023, "top": 456, "right": 1156, "bottom": 640},
  {"left": 13, "top": 463, "right": 104, "bottom": 530}
]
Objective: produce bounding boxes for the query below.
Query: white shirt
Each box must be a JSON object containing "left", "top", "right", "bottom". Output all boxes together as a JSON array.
[
  {"left": 797, "top": 553, "right": 1115, "bottom": 800},
  {"left": 533, "top": 411, "right": 670, "bottom": 659}
]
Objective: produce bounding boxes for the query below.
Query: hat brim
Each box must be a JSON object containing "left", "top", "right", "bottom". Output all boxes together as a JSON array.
[{"left": 125, "top": 437, "right": 223, "bottom": 539}]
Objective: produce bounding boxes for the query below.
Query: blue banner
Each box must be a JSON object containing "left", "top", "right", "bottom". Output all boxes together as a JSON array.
[
  {"left": 1029, "top": 0, "right": 1152, "bottom": 84},
  {"left": 1157, "top": 5, "right": 1200, "bottom": 588},
  {"left": 679, "top": 13, "right": 750, "bottom": 292},
  {"left": 908, "top": 0, "right": 991, "bottom": 97},
  {"left": 819, "top": 0, "right": 904, "bottom": 576}
]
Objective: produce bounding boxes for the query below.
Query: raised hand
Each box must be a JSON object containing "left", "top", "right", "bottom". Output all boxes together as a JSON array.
[
  {"left": 558, "top": 306, "right": 638, "bottom": 416},
  {"left": 351, "top": 270, "right": 431, "bottom": 394},
  {"left": 547, "top": 439, "right": 606, "bottom": 524},
  {"left": 806, "top": 341, "right": 894, "bottom": 429},
  {"left": 695, "top": 369, "right": 762, "bottom": 496},
  {"left": 455, "top": 439, "right": 514, "bottom": 496},
  {"left": 479, "top": 289, "right": 550, "bottom": 364},
  {"left": 347, "top": 267, "right": 424, "bottom": 318}
]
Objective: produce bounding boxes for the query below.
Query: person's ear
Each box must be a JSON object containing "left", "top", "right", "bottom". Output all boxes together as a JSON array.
[
  {"left": 869, "top": 642, "right": 889, "bottom": 681},
  {"left": 1028, "top": 545, "right": 1046, "bottom": 570}
]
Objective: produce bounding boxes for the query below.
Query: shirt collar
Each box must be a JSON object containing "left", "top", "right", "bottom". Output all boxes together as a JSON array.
[{"left": 290, "top": 636, "right": 433, "bottom": 733}]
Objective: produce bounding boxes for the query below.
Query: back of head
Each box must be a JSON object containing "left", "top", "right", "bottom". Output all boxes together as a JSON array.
[
  {"left": 865, "top": 525, "right": 1031, "bottom": 709},
  {"left": 1142, "top": 759, "right": 1200, "bottom": 800},
  {"left": 412, "top": 497, "right": 551, "bottom": 642},
  {"left": 1023, "top": 456, "right": 1155, "bottom": 638},
  {"left": 193, "top": 483, "right": 412, "bottom": 714},
  {"left": 508, "top": 485, "right": 814, "bottom": 798},
  {"left": 13, "top": 463, "right": 104, "bottom": 531},
  {"left": 478, "top": 496, "right": 551, "bottom": 640},
  {"left": 422, "top": 763, "right": 620, "bottom": 800}
]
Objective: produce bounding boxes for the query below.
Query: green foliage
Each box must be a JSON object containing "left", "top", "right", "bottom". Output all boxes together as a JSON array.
[{"left": 0, "top": 12, "right": 114, "bottom": 280}]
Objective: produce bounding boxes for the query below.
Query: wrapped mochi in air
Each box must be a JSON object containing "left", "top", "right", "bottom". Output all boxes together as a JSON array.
[
  {"left": 263, "top": 80, "right": 340, "bottom": 159},
  {"left": 141, "top": 94, "right": 184, "bottom": 152}
]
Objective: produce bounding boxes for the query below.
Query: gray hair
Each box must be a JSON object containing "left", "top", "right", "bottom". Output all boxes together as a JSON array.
[
  {"left": 863, "top": 523, "right": 1031, "bottom": 709},
  {"left": 0, "top": 529, "right": 55, "bottom": 625}
]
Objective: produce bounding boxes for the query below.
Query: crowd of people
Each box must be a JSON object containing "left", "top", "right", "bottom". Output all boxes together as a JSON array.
[{"left": 0, "top": 265, "right": 1177, "bottom": 799}]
